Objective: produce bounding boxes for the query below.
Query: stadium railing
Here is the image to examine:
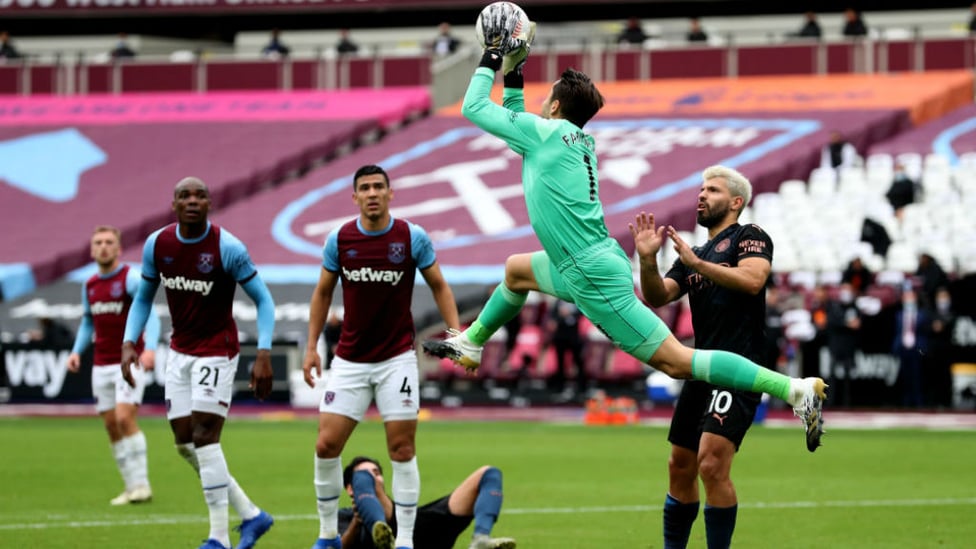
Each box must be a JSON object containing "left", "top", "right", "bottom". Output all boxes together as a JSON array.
[{"left": 1, "top": 33, "right": 974, "bottom": 97}]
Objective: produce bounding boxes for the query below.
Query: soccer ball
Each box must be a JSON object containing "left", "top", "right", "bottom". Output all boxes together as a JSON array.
[{"left": 475, "top": 1, "right": 531, "bottom": 54}]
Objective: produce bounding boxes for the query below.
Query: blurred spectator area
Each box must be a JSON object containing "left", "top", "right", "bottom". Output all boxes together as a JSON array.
[
  {"left": 2, "top": 9, "right": 976, "bottom": 102},
  {"left": 652, "top": 149, "right": 976, "bottom": 294},
  {"left": 723, "top": 150, "right": 976, "bottom": 303}
]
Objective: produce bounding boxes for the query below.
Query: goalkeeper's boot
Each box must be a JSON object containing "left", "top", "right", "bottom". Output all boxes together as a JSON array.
[
  {"left": 235, "top": 509, "right": 273, "bottom": 549},
  {"left": 311, "top": 536, "right": 341, "bottom": 549},
  {"left": 371, "top": 521, "right": 394, "bottom": 549},
  {"left": 199, "top": 540, "right": 231, "bottom": 549},
  {"left": 469, "top": 534, "right": 517, "bottom": 549},
  {"left": 422, "top": 329, "right": 482, "bottom": 371},
  {"left": 790, "top": 377, "right": 827, "bottom": 452}
]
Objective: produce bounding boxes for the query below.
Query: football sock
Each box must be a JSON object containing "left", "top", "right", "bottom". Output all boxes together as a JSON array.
[
  {"left": 124, "top": 431, "right": 150, "bottom": 489},
  {"left": 663, "top": 493, "right": 699, "bottom": 549},
  {"left": 704, "top": 504, "right": 737, "bottom": 549},
  {"left": 391, "top": 457, "right": 420, "bottom": 548},
  {"left": 196, "top": 443, "right": 231, "bottom": 548},
  {"left": 111, "top": 439, "right": 130, "bottom": 491},
  {"left": 472, "top": 467, "right": 504, "bottom": 536},
  {"left": 691, "top": 350, "right": 791, "bottom": 402},
  {"left": 227, "top": 477, "right": 260, "bottom": 521},
  {"left": 351, "top": 470, "right": 387, "bottom": 528},
  {"left": 467, "top": 284, "right": 527, "bottom": 346},
  {"left": 177, "top": 442, "right": 256, "bottom": 519},
  {"left": 314, "top": 456, "right": 342, "bottom": 539},
  {"left": 177, "top": 442, "right": 201, "bottom": 473}
]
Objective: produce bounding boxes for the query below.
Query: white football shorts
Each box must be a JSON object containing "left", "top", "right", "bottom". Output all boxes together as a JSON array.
[
  {"left": 92, "top": 364, "right": 146, "bottom": 414},
  {"left": 318, "top": 349, "right": 419, "bottom": 422},
  {"left": 164, "top": 349, "right": 238, "bottom": 419}
]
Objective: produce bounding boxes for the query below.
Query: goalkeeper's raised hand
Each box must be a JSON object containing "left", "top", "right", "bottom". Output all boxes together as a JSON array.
[{"left": 502, "top": 21, "right": 536, "bottom": 77}]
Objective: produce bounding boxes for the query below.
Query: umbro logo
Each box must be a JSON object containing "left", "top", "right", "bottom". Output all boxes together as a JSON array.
[{"left": 346, "top": 249, "right": 358, "bottom": 257}]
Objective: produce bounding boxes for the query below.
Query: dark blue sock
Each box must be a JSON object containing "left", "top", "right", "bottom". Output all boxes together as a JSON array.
[
  {"left": 351, "top": 470, "right": 387, "bottom": 528},
  {"left": 663, "top": 493, "right": 700, "bottom": 549},
  {"left": 704, "top": 504, "right": 737, "bottom": 549},
  {"left": 472, "top": 467, "right": 504, "bottom": 536}
]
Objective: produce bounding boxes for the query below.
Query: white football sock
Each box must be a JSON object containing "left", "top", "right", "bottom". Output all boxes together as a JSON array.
[
  {"left": 176, "top": 442, "right": 257, "bottom": 520},
  {"left": 392, "top": 456, "right": 420, "bottom": 548},
  {"left": 314, "top": 455, "right": 342, "bottom": 539},
  {"left": 196, "top": 443, "right": 231, "bottom": 547},
  {"left": 111, "top": 439, "right": 131, "bottom": 491},
  {"left": 177, "top": 442, "right": 200, "bottom": 474},
  {"left": 123, "top": 432, "right": 150, "bottom": 489},
  {"left": 228, "top": 476, "right": 260, "bottom": 521}
]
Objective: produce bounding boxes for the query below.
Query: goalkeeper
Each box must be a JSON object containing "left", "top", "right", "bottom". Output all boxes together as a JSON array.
[{"left": 423, "top": 7, "right": 827, "bottom": 451}]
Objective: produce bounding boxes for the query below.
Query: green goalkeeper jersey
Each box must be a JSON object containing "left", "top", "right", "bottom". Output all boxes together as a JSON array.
[{"left": 461, "top": 67, "right": 611, "bottom": 267}]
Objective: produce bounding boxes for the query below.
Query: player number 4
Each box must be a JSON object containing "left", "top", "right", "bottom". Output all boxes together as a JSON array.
[{"left": 400, "top": 377, "right": 412, "bottom": 397}]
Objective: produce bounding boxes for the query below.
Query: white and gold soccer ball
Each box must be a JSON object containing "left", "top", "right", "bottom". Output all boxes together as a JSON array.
[{"left": 475, "top": 1, "right": 532, "bottom": 55}]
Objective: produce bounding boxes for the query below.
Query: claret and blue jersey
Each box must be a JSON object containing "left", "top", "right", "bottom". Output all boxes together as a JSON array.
[
  {"left": 124, "top": 221, "right": 275, "bottom": 358},
  {"left": 323, "top": 216, "right": 435, "bottom": 363}
]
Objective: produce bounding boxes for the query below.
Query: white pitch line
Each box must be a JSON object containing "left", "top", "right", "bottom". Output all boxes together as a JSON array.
[{"left": 2, "top": 497, "right": 975, "bottom": 531}]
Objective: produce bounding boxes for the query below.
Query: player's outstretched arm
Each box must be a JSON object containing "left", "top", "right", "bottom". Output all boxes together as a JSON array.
[
  {"left": 241, "top": 275, "right": 276, "bottom": 399},
  {"left": 127, "top": 266, "right": 160, "bottom": 370},
  {"left": 68, "top": 296, "right": 93, "bottom": 373},
  {"left": 121, "top": 279, "right": 158, "bottom": 387},
  {"left": 139, "top": 305, "right": 162, "bottom": 370},
  {"left": 461, "top": 52, "right": 540, "bottom": 155},
  {"left": 421, "top": 261, "right": 460, "bottom": 331},
  {"left": 303, "top": 268, "right": 339, "bottom": 388},
  {"left": 629, "top": 212, "right": 680, "bottom": 307},
  {"left": 666, "top": 225, "right": 771, "bottom": 295}
]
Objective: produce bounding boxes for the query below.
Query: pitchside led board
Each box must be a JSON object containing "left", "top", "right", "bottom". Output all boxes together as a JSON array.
[{"left": 0, "top": 342, "right": 300, "bottom": 404}]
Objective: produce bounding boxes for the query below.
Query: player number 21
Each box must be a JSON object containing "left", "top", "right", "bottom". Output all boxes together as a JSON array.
[{"left": 199, "top": 366, "right": 219, "bottom": 387}]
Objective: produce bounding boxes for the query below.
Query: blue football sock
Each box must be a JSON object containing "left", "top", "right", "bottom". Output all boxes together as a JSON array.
[
  {"left": 472, "top": 467, "right": 504, "bottom": 536},
  {"left": 704, "top": 504, "right": 737, "bottom": 549},
  {"left": 351, "top": 470, "right": 387, "bottom": 528},
  {"left": 663, "top": 493, "right": 699, "bottom": 549}
]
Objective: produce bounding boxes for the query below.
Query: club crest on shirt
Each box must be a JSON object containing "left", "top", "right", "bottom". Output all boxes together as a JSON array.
[
  {"left": 110, "top": 280, "right": 124, "bottom": 298},
  {"left": 388, "top": 242, "right": 406, "bottom": 264},
  {"left": 324, "top": 391, "right": 336, "bottom": 405},
  {"left": 197, "top": 253, "right": 214, "bottom": 274},
  {"left": 715, "top": 238, "right": 731, "bottom": 253}
]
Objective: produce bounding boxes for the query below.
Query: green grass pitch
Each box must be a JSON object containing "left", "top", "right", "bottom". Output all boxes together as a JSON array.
[{"left": 1, "top": 415, "right": 975, "bottom": 548}]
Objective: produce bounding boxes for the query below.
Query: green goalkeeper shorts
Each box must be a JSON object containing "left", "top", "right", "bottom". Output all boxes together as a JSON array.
[{"left": 530, "top": 239, "right": 671, "bottom": 362}]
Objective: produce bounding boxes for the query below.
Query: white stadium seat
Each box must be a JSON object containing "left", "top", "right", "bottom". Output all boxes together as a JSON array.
[
  {"left": 875, "top": 269, "right": 905, "bottom": 287},
  {"left": 896, "top": 152, "right": 923, "bottom": 181},
  {"left": 924, "top": 152, "right": 950, "bottom": 172},
  {"left": 778, "top": 179, "right": 808, "bottom": 206},
  {"left": 885, "top": 241, "right": 918, "bottom": 272},
  {"left": 808, "top": 173, "right": 836, "bottom": 202}
]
